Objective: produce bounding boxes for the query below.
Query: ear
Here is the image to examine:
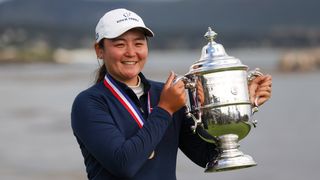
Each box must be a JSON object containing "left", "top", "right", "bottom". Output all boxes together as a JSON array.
[{"left": 94, "top": 43, "right": 104, "bottom": 59}]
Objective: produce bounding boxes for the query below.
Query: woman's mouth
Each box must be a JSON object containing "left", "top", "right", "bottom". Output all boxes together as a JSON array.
[{"left": 122, "top": 61, "right": 137, "bottom": 65}]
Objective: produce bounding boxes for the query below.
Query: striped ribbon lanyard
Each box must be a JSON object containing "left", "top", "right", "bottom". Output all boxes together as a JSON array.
[{"left": 103, "top": 74, "right": 152, "bottom": 128}]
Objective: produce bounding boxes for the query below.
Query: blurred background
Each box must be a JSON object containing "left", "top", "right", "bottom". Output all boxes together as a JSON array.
[{"left": 0, "top": 0, "right": 320, "bottom": 179}]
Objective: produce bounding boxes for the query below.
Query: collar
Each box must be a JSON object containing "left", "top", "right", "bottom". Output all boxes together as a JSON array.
[{"left": 106, "top": 72, "right": 151, "bottom": 97}]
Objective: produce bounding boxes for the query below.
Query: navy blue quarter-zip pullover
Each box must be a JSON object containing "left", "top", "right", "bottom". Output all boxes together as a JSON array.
[{"left": 71, "top": 73, "right": 218, "bottom": 180}]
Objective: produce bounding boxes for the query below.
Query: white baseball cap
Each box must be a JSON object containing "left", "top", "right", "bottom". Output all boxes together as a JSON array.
[{"left": 95, "top": 8, "right": 154, "bottom": 42}]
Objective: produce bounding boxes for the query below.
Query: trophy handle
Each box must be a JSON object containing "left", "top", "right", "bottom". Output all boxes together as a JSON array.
[
  {"left": 173, "top": 74, "right": 201, "bottom": 133},
  {"left": 247, "top": 68, "right": 264, "bottom": 127}
]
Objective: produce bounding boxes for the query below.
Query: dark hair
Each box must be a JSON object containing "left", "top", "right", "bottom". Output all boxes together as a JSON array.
[{"left": 95, "top": 39, "right": 107, "bottom": 84}]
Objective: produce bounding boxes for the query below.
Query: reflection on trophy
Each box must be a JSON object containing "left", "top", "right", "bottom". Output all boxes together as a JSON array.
[{"left": 178, "top": 27, "right": 263, "bottom": 172}]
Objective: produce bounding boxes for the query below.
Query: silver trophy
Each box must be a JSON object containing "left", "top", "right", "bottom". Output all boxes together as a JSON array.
[{"left": 177, "top": 27, "right": 263, "bottom": 172}]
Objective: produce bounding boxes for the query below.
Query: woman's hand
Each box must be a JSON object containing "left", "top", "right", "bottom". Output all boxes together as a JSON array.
[
  {"left": 248, "top": 74, "right": 272, "bottom": 106},
  {"left": 158, "top": 72, "right": 186, "bottom": 115}
]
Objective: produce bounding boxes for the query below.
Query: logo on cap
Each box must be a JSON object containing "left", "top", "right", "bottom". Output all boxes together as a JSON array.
[
  {"left": 123, "top": 12, "right": 131, "bottom": 18},
  {"left": 116, "top": 11, "right": 139, "bottom": 23}
]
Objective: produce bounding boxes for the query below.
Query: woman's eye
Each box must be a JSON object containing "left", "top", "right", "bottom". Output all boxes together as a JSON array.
[
  {"left": 135, "top": 42, "right": 145, "bottom": 47},
  {"left": 115, "top": 43, "right": 125, "bottom": 48}
]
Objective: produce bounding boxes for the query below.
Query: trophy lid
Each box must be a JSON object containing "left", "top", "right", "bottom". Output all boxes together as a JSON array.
[{"left": 188, "top": 27, "right": 247, "bottom": 74}]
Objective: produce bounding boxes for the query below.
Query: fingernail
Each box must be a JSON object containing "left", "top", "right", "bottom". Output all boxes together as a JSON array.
[{"left": 253, "top": 96, "right": 260, "bottom": 107}]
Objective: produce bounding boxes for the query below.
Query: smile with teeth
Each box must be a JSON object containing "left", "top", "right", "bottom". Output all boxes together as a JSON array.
[{"left": 122, "top": 61, "right": 137, "bottom": 65}]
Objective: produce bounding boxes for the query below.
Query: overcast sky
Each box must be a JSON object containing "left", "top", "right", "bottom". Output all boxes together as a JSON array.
[{"left": 82, "top": 0, "right": 183, "bottom": 2}]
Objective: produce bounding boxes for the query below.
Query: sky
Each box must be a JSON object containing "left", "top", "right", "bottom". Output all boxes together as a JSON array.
[
  {"left": 83, "top": 0, "right": 183, "bottom": 2},
  {"left": 0, "top": 0, "right": 10, "bottom": 3}
]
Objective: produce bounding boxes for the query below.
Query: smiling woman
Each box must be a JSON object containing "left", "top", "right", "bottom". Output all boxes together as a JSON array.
[
  {"left": 71, "top": 8, "right": 219, "bottom": 180},
  {"left": 95, "top": 29, "right": 149, "bottom": 86},
  {"left": 70, "top": 8, "right": 271, "bottom": 180}
]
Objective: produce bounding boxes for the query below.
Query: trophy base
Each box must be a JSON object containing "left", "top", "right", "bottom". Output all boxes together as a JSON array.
[
  {"left": 205, "top": 154, "right": 256, "bottom": 172},
  {"left": 205, "top": 134, "right": 257, "bottom": 172}
]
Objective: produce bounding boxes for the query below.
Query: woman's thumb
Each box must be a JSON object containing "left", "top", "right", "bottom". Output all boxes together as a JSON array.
[{"left": 164, "top": 71, "right": 175, "bottom": 89}]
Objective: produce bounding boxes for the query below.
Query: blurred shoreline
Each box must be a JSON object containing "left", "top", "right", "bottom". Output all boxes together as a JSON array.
[{"left": 1, "top": 46, "right": 320, "bottom": 73}]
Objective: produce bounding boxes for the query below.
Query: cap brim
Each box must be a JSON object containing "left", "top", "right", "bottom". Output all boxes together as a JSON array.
[{"left": 141, "top": 27, "right": 154, "bottom": 37}]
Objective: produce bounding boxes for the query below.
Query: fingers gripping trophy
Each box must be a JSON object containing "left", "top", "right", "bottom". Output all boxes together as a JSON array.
[{"left": 176, "top": 27, "right": 264, "bottom": 172}]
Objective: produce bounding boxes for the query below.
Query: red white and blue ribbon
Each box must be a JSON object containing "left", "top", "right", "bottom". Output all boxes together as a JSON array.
[{"left": 103, "top": 74, "right": 151, "bottom": 128}]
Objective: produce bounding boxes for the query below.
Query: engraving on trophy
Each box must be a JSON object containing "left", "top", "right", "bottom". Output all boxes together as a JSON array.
[{"left": 231, "top": 87, "right": 238, "bottom": 95}]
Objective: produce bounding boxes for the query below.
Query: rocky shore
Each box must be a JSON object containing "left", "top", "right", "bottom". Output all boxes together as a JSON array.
[
  {"left": 279, "top": 47, "right": 320, "bottom": 72},
  {"left": 2, "top": 46, "right": 320, "bottom": 73}
]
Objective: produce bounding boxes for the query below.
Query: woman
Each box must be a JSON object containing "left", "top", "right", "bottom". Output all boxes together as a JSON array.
[{"left": 71, "top": 8, "right": 272, "bottom": 180}]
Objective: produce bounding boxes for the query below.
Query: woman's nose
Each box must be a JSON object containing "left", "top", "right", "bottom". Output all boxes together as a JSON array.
[{"left": 125, "top": 45, "right": 136, "bottom": 57}]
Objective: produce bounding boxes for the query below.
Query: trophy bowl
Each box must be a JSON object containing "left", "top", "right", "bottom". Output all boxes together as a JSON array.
[{"left": 180, "top": 27, "right": 263, "bottom": 172}]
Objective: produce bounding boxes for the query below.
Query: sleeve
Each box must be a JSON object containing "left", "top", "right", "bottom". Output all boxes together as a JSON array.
[
  {"left": 177, "top": 108, "right": 219, "bottom": 168},
  {"left": 71, "top": 91, "right": 172, "bottom": 178}
]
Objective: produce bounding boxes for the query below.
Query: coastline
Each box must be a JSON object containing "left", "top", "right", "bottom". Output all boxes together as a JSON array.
[{"left": 2, "top": 47, "right": 319, "bottom": 73}]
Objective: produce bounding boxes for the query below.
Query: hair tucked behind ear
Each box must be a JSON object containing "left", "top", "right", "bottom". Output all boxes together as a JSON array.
[{"left": 95, "top": 39, "right": 107, "bottom": 84}]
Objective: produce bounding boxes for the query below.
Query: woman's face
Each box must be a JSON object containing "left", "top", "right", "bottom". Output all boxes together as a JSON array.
[{"left": 98, "top": 29, "right": 148, "bottom": 86}]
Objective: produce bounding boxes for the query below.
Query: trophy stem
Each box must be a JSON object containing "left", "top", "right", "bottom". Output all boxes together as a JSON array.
[{"left": 205, "top": 134, "right": 257, "bottom": 172}]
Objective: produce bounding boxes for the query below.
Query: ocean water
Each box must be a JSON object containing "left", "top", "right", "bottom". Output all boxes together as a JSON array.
[{"left": 0, "top": 48, "right": 319, "bottom": 180}]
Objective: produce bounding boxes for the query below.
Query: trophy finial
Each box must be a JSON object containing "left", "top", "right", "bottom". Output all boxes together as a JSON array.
[{"left": 204, "top": 27, "right": 217, "bottom": 42}]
